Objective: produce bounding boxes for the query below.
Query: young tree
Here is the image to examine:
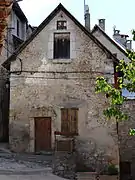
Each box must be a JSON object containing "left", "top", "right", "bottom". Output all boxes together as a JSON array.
[{"left": 95, "top": 31, "right": 135, "bottom": 135}]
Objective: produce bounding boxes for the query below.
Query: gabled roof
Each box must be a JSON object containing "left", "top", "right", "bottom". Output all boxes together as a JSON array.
[
  {"left": 12, "top": 2, "right": 28, "bottom": 22},
  {"left": 91, "top": 24, "right": 128, "bottom": 57},
  {"left": 2, "top": 3, "right": 118, "bottom": 68}
]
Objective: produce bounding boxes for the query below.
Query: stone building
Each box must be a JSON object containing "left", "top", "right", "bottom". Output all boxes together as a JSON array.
[
  {"left": 91, "top": 21, "right": 135, "bottom": 99},
  {"left": 2, "top": 3, "right": 119, "bottom": 172},
  {"left": 92, "top": 19, "right": 135, "bottom": 179},
  {"left": 0, "top": 0, "right": 13, "bottom": 142},
  {"left": 91, "top": 22, "right": 129, "bottom": 62},
  {"left": 0, "top": 1, "right": 33, "bottom": 142},
  {"left": 0, "top": 1, "right": 33, "bottom": 63}
]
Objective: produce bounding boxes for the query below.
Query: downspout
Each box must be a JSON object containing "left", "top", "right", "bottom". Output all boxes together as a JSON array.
[{"left": 114, "top": 61, "right": 120, "bottom": 179}]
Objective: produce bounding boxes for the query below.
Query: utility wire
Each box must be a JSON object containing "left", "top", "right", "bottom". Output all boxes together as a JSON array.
[{"left": 2, "top": 44, "right": 115, "bottom": 77}]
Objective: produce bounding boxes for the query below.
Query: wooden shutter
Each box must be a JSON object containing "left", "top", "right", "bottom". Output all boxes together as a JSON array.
[
  {"left": 70, "top": 108, "right": 78, "bottom": 133},
  {"left": 61, "top": 108, "right": 69, "bottom": 132},
  {"left": 61, "top": 108, "right": 78, "bottom": 134}
]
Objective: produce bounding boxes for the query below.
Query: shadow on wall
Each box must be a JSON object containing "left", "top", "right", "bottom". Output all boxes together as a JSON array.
[{"left": 9, "top": 122, "right": 30, "bottom": 152}]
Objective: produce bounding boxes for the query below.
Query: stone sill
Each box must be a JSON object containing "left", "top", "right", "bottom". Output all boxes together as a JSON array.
[{"left": 49, "top": 59, "right": 72, "bottom": 64}]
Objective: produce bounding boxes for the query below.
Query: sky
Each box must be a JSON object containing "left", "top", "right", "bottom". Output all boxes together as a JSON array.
[{"left": 19, "top": 0, "right": 135, "bottom": 49}]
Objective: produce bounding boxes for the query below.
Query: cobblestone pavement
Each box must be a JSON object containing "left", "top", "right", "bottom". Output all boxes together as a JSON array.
[
  {"left": 0, "top": 151, "right": 53, "bottom": 175},
  {"left": 0, "top": 148, "right": 68, "bottom": 179},
  {"left": 0, "top": 157, "right": 49, "bottom": 171},
  {"left": 0, "top": 152, "right": 68, "bottom": 179},
  {"left": 0, "top": 174, "right": 67, "bottom": 180}
]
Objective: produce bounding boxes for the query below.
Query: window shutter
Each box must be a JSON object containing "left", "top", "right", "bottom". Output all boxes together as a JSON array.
[
  {"left": 61, "top": 108, "right": 78, "bottom": 133},
  {"left": 61, "top": 108, "right": 69, "bottom": 133}
]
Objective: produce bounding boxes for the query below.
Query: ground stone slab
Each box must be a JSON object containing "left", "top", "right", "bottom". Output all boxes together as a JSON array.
[
  {"left": 0, "top": 174, "right": 68, "bottom": 180},
  {"left": 53, "top": 152, "right": 76, "bottom": 180},
  {"left": 0, "top": 155, "right": 53, "bottom": 175}
]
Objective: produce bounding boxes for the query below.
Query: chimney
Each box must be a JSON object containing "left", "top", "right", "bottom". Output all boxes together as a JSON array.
[
  {"left": 113, "top": 27, "right": 130, "bottom": 49},
  {"left": 99, "top": 19, "right": 105, "bottom": 31},
  {"left": 126, "top": 40, "right": 132, "bottom": 50},
  {"left": 84, "top": 5, "right": 90, "bottom": 31}
]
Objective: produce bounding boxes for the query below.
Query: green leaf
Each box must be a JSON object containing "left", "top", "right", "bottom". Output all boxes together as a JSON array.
[{"left": 95, "top": 31, "right": 135, "bottom": 134}]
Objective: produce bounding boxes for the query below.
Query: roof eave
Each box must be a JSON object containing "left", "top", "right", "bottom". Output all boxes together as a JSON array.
[{"left": 12, "top": 2, "right": 28, "bottom": 22}]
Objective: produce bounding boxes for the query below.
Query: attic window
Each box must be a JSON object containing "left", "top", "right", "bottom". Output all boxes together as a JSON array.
[
  {"left": 54, "top": 33, "right": 70, "bottom": 59},
  {"left": 57, "top": 21, "right": 67, "bottom": 30}
]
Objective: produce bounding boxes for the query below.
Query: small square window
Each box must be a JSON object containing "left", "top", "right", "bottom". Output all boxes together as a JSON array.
[{"left": 57, "top": 21, "right": 67, "bottom": 30}]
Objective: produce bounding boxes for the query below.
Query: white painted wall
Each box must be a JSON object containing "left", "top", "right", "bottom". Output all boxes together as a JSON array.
[{"left": 11, "top": 11, "right": 27, "bottom": 41}]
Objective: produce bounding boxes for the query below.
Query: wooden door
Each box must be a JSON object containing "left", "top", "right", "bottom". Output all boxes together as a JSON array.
[{"left": 35, "top": 117, "right": 51, "bottom": 152}]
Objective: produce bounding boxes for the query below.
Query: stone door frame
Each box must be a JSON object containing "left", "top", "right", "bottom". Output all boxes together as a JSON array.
[{"left": 29, "top": 107, "right": 57, "bottom": 152}]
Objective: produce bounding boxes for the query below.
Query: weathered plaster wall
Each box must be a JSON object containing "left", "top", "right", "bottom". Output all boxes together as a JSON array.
[{"left": 10, "top": 10, "right": 119, "bottom": 170}]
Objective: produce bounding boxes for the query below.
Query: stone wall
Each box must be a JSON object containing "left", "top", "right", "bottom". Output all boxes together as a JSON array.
[
  {"left": 53, "top": 152, "right": 76, "bottom": 179},
  {"left": 119, "top": 100, "right": 135, "bottom": 179},
  {"left": 9, "top": 9, "right": 119, "bottom": 170}
]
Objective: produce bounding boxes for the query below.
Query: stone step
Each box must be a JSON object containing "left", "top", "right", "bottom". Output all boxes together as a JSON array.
[{"left": 77, "top": 172, "right": 97, "bottom": 180}]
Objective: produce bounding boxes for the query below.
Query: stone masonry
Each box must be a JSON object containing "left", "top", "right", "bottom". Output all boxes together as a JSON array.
[
  {"left": 119, "top": 100, "right": 135, "bottom": 179},
  {"left": 9, "top": 7, "right": 119, "bottom": 172}
]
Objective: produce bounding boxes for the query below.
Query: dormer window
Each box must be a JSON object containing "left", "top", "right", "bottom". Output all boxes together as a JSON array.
[{"left": 57, "top": 21, "right": 67, "bottom": 30}]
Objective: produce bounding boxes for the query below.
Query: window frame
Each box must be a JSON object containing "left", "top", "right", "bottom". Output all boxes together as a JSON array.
[
  {"left": 57, "top": 20, "right": 67, "bottom": 30},
  {"left": 17, "top": 19, "right": 20, "bottom": 37},
  {"left": 53, "top": 32, "right": 70, "bottom": 59}
]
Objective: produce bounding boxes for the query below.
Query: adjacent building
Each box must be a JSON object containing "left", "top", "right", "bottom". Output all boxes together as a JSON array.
[
  {"left": 92, "top": 19, "right": 135, "bottom": 180},
  {"left": 0, "top": 1, "right": 33, "bottom": 142},
  {"left": 0, "top": 1, "right": 33, "bottom": 63}
]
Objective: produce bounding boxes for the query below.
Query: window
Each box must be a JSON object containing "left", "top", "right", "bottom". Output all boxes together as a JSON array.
[
  {"left": 17, "top": 19, "right": 20, "bottom": 36},
  {"left": 61, "top": 108, "right": 78, "bottom": 134},
  {"left": 122, "top": 88, "right": 135, "bottom": 99},
  {"left": 114, "top": 62, "right": 135, "bottom": 99},
  {"left": 13, "top": 35, "right": 23, "bottom": 50},
  {"left": 54, "top": 33, "right": 70, "bottom": 59},
  {"left": 114, "top": 62, "right": 123, "bottom": 88},
  {"left": 57, "top": 21, "right": 67, "bottom": 30}
]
